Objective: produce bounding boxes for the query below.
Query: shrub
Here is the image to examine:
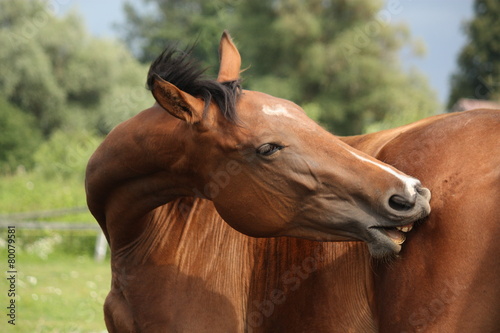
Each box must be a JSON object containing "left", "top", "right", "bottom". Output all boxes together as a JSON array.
[
  {"left": 0, "top": 97, "right": 42, "bottom": 173},
  {"left": 33, "top": 130, "right": 100, "bottom": 179}
]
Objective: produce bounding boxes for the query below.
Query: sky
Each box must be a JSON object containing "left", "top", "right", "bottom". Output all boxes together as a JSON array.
[{"left": 58, "top": 0, "right": 475, "bottom": 109}]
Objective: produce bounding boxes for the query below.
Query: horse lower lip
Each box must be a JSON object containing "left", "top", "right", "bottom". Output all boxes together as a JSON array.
[{"left": 383, "top": 228, "right": 406, "bottom": 245}]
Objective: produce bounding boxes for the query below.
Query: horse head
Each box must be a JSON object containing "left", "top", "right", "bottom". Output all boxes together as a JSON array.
[{"left": 92, "top": 32, "right": 431, "bottom": 258}]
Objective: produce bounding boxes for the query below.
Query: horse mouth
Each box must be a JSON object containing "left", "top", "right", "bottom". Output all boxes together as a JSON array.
[
  {"left": 365, "top": 222, "right": 417, "bottom": 258},
  {"left": 372, "top": 222, "right": 415, "bottom": 246},
  {"left": 383, "top": 223, "right": 414, "bottom": 245}
]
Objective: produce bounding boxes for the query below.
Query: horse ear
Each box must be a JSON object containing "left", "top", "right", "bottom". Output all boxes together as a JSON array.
[
  {"left": 217, "top": 31, "right": 241, "bottom": 82},
  {"left": 152, "top": 76, "right": 205, "bottom": 124}
]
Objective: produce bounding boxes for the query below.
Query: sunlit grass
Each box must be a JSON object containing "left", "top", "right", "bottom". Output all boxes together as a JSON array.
[
  {"left": 1, "top": 252, "right": 110, "bottom": 333},
  {"left": 0, "top": 137, "right": 111, "bottom": 331},
  {"left": 0, "top": 173, "right": 86, "bottom": 212},
  {"left": 0, "top": 171, "right": 94, "bottom": 224}
]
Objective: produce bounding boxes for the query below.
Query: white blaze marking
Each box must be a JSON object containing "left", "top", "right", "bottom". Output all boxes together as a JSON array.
[
  {"left": 262, "top": 104, "right": 296, "bottom": 119},
  {"left": 348, "top": 150, "right": 418, "bottom": 196}
]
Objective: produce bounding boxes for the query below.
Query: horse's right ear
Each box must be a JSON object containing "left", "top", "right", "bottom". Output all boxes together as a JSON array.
[
  {"left": 217, "top": 31, "right": 241, "bottom": 82},
  {"left": 152, "top": 76, "right": 205, "bottom": 124}
]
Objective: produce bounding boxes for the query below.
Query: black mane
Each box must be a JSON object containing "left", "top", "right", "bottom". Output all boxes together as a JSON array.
[{"left": 147, "top": 45, "right": 241, "bottom": 123}]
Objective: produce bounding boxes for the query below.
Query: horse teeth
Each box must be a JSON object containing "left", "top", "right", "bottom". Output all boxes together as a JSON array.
[
  {"left": 396, "top": 224, "right": 413, "bottom": 233},
  {"left": 394, "top": 235, "right": 406, "bottom": 245}
]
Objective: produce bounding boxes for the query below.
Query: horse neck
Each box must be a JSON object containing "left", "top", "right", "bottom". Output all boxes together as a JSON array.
[
  {"left": 245, "top": 238, "right": 376, "bottom": 331},
  {"left": 86, "top": 106, "right": 202, "bottom": 251},
  {"left": 123, "top": 198, "right": 376, "bottom": 331},
  {"left": 117, "top": 197, "right": 256, "bottom": 329},
  {"left": 135, "top": 198, "right": 255, "bottom": 267}
]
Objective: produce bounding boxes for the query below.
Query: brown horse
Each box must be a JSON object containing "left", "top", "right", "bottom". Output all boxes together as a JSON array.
[
  {"left": 343, "top": 110, "right": 500, "bottom": 332},
  {"left": 86, "top": 32, "right": 430, "bottom": 260},
  {"left": 86, "top": 32, "right": 499, "bottom": 332}
]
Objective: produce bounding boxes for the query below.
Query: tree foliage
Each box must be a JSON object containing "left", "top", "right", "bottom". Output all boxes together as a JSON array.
[
  {"left": 0, "top": 0, "right": 153, "bottom": 172},
  {"left": 33, "top": 130, "right": 100, "bottom": 179},
  {"left": 448, "top": 0, "right": 500, "bottom": 109},
  {"left": 121, "top": 0, "right": 439, "bottom": 134},
  {"left": 0, "top": 0, "right": 152, "bottom": 136},
  {"left": 0, "top": 97, "right": 42, "bottom": 172},
  {"left": 120, "top": 0, "right": 237, "bottom": 68}
]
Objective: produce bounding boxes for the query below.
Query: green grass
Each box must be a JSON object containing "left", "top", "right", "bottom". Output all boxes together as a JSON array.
[
  {"left": 0, "top": 161, "right": 112, "bottom": 332},
  {"left": 0, "top": 128, "right": 116, "bottom": 331},
  {"left": 0, "top": 172, "right": 91, "bottom": 220},
  {"left": 0, "top": 128, "right": 100, "bottom": 222},
  {"left": 0, "top": 164, "right": 96, "bottom": 237},
  {"left": 1, "top": 252, "right": 111, "bottom": 333}
]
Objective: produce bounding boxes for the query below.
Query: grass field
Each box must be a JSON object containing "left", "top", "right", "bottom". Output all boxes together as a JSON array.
[
  {"left": 1, "top": 252, "right": 110, "bottom": 333},
  {"left": 0, "top": 173, "right": 92, "bottom": 221},
  {"left": 1, "top": 167, "right": 112, "bottom": 332}
]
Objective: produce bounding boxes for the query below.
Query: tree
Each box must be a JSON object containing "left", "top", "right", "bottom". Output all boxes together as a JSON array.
[
  {"left": 119, "top": 0, "right": 237, "bottom": 68},
  {"left": 448, "top": 0, "right": 500, "bottom": 109},
  {"left": 0, "top": 0, "right": 65, "bottom": 134},
  {"left": 0, "top": 0, "right": 152, "bottom": 135},
  {"left": 232, "top": 0, "right": 439, "bottom": 134},
  {"left": 121, "top": 0, "right": 439, "bottom": 134}
]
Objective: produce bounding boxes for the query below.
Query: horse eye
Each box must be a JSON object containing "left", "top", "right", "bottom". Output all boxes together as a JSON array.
[{"left": 256, "top": 143, "right": 284, "bottom": 156}]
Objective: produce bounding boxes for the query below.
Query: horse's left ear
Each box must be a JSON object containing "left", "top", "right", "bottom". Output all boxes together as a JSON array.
[
  {"left": 217, "top": 31, "right": 241, "bottom": 82},
  {"left": 152, "top": 76, "right": 205, "bottom": 124}
]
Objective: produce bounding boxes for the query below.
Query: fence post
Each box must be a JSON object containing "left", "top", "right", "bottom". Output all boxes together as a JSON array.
[{"left": 94, "top": 231, "right": 108, "bottom": 262}]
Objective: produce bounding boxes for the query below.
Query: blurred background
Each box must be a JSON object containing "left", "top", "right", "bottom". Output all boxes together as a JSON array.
[{"left": 0, "top": 0, "right": 498, "bottom": 331}]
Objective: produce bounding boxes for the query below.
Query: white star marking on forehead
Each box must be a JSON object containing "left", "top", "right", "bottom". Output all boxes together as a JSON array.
[{"left": 262, "top": 104, "right": 297, "bottom": 119}]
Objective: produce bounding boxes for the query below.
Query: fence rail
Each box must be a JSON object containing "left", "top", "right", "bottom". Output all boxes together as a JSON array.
[
  {"left": 0, "top": 221, "right": 100, "bottom": 230},
  {"left": 0, "top": 207, "right": 107, "bottom": 262},
  {"left": 0, "top": 206, "right": 89, "bottom": 221}
]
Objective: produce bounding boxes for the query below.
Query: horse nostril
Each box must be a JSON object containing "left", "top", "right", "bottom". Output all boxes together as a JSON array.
[
  {"left": 388, "top": 194, "right": 415, "bottom": 211},
  {"left": 416, "top": 186, "right": 432, "bottom": 201}
]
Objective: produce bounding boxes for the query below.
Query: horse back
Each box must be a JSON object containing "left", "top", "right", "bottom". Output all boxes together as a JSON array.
[{"left": 373, "top": 109, "right": 500, "bottom": 332}]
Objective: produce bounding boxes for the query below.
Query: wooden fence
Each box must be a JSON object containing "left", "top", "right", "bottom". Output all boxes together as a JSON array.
[{"left": 0, "top": 207, "right": 108, "bottom": 262}]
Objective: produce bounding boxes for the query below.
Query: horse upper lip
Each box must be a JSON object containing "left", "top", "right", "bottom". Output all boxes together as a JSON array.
[{"left": 371, "top": 222, "right": 415, "bottom": 233}]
